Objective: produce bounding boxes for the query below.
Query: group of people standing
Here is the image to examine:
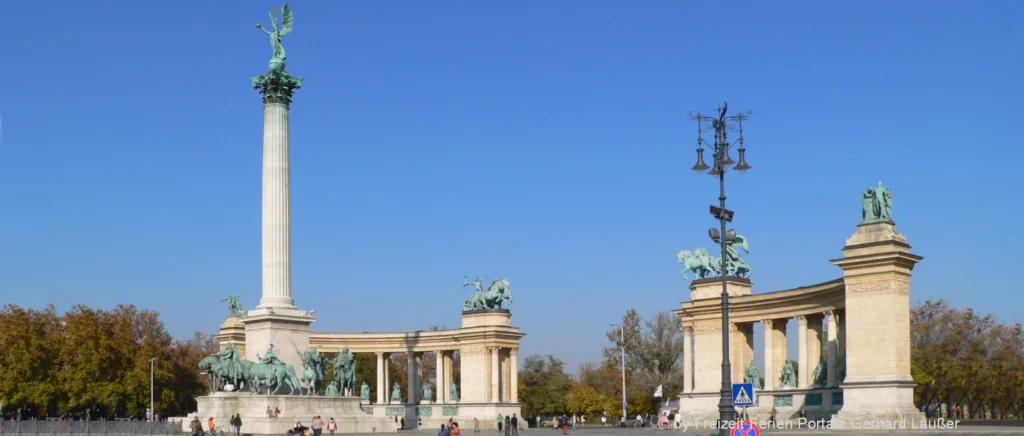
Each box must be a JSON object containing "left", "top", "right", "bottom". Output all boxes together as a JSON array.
[
  {"left": 437, "top": 421, "right": 461, "bottom": 436},
  {"left": 496, "top": 414, "right": 520, "bottom": 436},
  {"left": 189, "top": 415, "right": 241, "bottom": 436}
]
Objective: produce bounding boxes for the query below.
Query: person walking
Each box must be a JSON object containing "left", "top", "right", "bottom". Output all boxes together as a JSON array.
[
  {"left": 190, "top": 417, "right": 203, "bottom": 436},
  {"left": 474, "top": 418, "right": 480, "bottom": 433},
  {"left": 451, "top": 422, "right": 461, "bottom": 436},
  {"left": 208, "top": 417, "right": 217, "bottom": 436},
  {"left": 504, "top": 416, "right": 511, "bottom": 436},
  {"left": 234, "top": 414, "right": 243, "bottom": 436},
  {"left": 496, "top": 415, "right": 503, "bottom": 433},
  {"left": 313, "top": 416, "right": 324, "bottom": 436},
  {"left": 600, "top": 415, "right": 606, "bottom": 427},
  {"left": 768, "top": 407, "right": 777, "bottom": 427},
  {"left": 327, "top": 418, "right": 336, "bottom": 436},
  {"left": 511, "top": 414, "right": 519, "bottom": 436}
]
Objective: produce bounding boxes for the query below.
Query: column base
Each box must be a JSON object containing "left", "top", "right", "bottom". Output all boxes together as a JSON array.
[{"left": 830, "top": 377, "right": 924, "bottom": 428}]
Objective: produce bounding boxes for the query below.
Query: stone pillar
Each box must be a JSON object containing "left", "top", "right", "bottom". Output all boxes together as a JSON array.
[
  {"left": 501, "top": 349, "right": 512, "bottom": 402},
  {"left": 251, "top": 70, "right": 303, "bottom": 312},
  {"left": 691, "top": 323, "right": 723, "bottom": 392},
  {"left": 407, "top": 352, "right": 418, "bottom": 404},
  {"left": 682, "top": 327, "right": 694, "bottom": 393},
  {"left": 771, "top": 319, "right": 788, "bottom": 388},
  {"left": 826, "top": 310, "right": 838, "bottom": 387},
  {"left": 384, "top": 354, "right": 391, "bottom": 403},
  {"left": 376, "top": 352, "right": 386, "bottom": 404},
  {"left": 444, "top": 352, "right": 454, "bottom": 402},
  {"left": 435, "top": 351, "right": 444, "bottom": 403},
  {"left": 510, "top": 348, "right": 519, "bottom": 403},
  {"left": 797, "top": 316, "right": 808, "bottom": 388},
  {"left": 831, "top": 219, "right": 924, "bottom": 424},
  {"left": 762, "top": 319, "right": 775, "bottom": 391},
  {"left": 490, "top": 347, "right": 501, "bottom": 403},
  {"left": 731, "top": 323, "right": 754, "bottom": 384},
  {"left": 838, "top": 310, "right": 846, "bottom": 358},
  {"left": 414, "top": 353, "right": 424, "bottom": 403},
  {"left": 807, "top": 316, "right": 823, "bottom": 384}
]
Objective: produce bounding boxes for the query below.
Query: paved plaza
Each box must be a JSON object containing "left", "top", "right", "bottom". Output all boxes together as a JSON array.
[{"left": 347, "top": 423, "right": 1024, "bottom": 436}]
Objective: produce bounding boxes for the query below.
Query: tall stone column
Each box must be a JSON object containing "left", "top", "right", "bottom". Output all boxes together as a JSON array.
[
  {"left": 435, "top": 351, "right": 445, "bottom": 403},
  {"left": 825, "top": 310, "right": 838, "bottom": 387},
  {"left": 830, "top": 215, "right": 924, "bottom": 425},
  {"left": 490, "top": 347, "right": 501, "bottom": 403},
  {"left": 762, "top": 319, "right": 775, "bottom": 390},
  {"left": 797, "top": 315, "right": 808, "bottom": 388},
  {"left": 376, "top": 353, "right": 386, "bottom": 404},
  {"left": 251, "top": 69, "right": 303, "bottom": 312},
  {"left": 510, "top": 348, "right": 519, "bottom": 403},
  {"left": 242, "top": 68, "right": 310, "bottom": 376},
  {"left": 682, "top": 327, "right": 693, "bottom": 393}
]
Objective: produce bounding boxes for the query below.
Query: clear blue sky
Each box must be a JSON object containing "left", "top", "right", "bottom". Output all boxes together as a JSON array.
[{"left": 1, "top": 1, "right": 1021, "bottom": 373}]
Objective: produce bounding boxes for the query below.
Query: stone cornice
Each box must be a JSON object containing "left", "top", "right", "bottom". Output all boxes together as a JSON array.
[
  {"left": 678, "top": 278, "right": 845, "bottom": 324},
  {"left": 308, "top": 327, "right": 524, "bottom": 354}
]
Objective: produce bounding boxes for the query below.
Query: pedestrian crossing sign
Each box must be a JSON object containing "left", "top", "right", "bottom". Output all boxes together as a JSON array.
[{"left": 732, "top": 383, "right": 755, "bottom": 407}]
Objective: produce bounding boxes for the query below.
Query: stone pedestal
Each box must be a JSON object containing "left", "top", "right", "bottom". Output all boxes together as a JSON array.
[
  {"left": 242, "top": 311, "right": 314, "bottom": 381},
  {"left": 830, "top": 221, "right": 925, "bottom": 426},
  {"left": 215, "top": 316, "right": 248, "bottom": 356},
  {"left": 196, "top": 392, "right": 398, "bottom": 434},
  {"left": 689, "top": 276, "right": 752, "bottom": 301}
]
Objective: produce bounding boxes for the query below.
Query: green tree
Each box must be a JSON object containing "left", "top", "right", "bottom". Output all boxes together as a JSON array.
[
  {"left": 518, "top": 354, "right": 571, "bottom": 419},
  {"left": 566, "top": 384, "right": 602, "bottom": 416}
]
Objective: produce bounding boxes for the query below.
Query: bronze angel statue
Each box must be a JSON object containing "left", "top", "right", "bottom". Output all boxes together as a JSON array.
[{"left": 256, "top": 4, "right": 294, "bottom": 71}]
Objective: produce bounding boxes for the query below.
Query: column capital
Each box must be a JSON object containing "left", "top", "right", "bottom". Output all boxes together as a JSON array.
[
  {"left": 761, "top": 319, "right": 774, "bottom": 328},
  {"left": 251, "top": 69, "right": 303, "bottom": 105},
  {"left": 823, "top": 309, "right": 835, "bottom": 318},
  {"left": 795, "top": 314, "right": 807, "bottom": 322}
]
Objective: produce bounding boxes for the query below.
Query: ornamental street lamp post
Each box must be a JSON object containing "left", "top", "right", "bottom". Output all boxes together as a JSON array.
[
  {"left": 687, "top": 102, "right": 751, "bottom": 432},
  {"left": 611, "top": 323, "right": 627, "bottom": 425},
  {"left": 150, "top": 358, "right": 156, "bottom": 422}
]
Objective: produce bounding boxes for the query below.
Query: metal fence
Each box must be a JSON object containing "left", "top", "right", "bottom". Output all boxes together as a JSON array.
[{"left": 0, "top": 420, "right": 182, "bottom": 435}]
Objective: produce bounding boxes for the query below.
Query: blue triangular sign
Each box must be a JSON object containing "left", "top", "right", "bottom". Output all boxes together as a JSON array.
[{"left": 732, "top": 383, "right": 754, "bottom": 406}]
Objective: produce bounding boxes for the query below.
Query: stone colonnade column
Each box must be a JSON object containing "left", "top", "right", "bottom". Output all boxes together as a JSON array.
[
  {"left": 762, "top": 319, "right": 774, "bottom": 390},
  {"left": 414, "top": 353, "right": 423, "bottom": 403},
  {"left": 384, "top": 354, "right": 391, "bottom": 403},
  {"left": 771, "top": 319, "right": 788, "bottom": 388},
  {"left": 510, "top": 348, "right": 519, "bottom": 403},
  {"left": 407, "top": 352, "right": 418, "bottom": 404},
  {"left": 797, "top": 316, "right": 808, "bottom": 388},
  {"left": 838, "top": 311, "right": 846, "bottom": 358},
  {"left": 808, "top": 316, "right": 823, "bottom": 383},
  {"left": 435, "top": 351, "right": 444, "bottom": 403},
  {"left": 444, "top": 352, "right": 454, "bottom": 402},
  {"left": 491, "top": 347, "right": 501, "bottom": 402},
  {"left": 377, "top": 353, "right": 385, "bottom": 404},
  {"left": 682, "top": 327, "right": 693, "bottom": 393},
  {"left": 730, "top": 323, "right": 754, "bottom": 384},
  {"left": 826, "top": 310, "right": 838, "bottom": 386},
  {"left": 252, "top": 70, "right": 302, "bottom": 310}
]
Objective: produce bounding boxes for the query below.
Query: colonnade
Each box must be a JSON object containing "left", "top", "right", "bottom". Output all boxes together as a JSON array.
[{"left": 682, "top": 309, "right": 846, "bottom": 394}]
